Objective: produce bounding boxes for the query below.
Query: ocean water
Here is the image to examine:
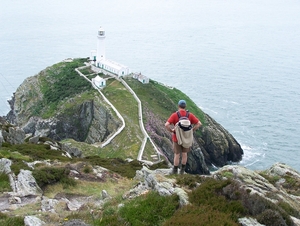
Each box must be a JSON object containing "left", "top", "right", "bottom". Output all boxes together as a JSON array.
[{"left": 1, "top": 0, "right": 299, "bottom": 171}]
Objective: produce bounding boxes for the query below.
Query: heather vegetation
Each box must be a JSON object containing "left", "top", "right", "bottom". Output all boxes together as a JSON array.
[{"left": 126, "top": 78, "right": 205, "bottom": 133}]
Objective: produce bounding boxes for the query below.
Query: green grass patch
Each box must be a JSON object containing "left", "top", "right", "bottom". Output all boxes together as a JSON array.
[
  {"left": 0, "top": 173, "right": 11, "bottom": 192},
  {"left": 0, "top": 213, "right": 24, "bottom": 226}
]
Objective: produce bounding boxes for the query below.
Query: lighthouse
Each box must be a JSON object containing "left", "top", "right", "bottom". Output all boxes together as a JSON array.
[
  {"left": 96, "top": 27, "right": 105, "bottom": 61},
  {"left": 91, "top": 27, "right": 131, "bottom": 77}
]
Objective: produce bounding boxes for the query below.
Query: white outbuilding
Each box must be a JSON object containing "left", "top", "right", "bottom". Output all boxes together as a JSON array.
[{"left": 92, "top": 75, "right": 106, "bottom": 88}]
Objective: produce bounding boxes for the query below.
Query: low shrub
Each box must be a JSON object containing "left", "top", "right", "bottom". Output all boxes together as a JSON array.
[
  {"left": 32, "top": 167, "right": 76, "bottom": 189},
  {"left": 257, "top": 209, "right": 287, "bottom": 226},
  {"left": 83, "top": 156, "right": 143, "bottom": 178},
  {"left": 176, "top": 174, "right": 204, "bottom": 189},
  {"left": 163, "top": 204, "right": 240, "bottom": 226}
]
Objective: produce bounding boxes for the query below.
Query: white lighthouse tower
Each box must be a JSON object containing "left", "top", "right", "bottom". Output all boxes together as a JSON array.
[
  {"left": 91, "top": 26, "right": 131, "bottom": 77},
  {"left": 96, "top": 27, "right": 105, "bottom": 61}
]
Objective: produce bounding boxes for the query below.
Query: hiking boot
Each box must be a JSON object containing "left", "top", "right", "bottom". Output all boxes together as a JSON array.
[
  {"left": 171, "top": 166, "right": 178, "bottom": 174},
  {"left": 180, "top": 165, "right": 186, "bottom": 174}
]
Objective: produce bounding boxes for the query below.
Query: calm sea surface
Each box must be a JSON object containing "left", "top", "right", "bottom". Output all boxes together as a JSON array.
[{"left": 1, "top": 0, "right": 300, "bottom": 171}]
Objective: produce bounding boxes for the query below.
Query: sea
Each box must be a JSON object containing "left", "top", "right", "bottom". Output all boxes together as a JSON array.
[{"left": 1, "top": 0, "right": 299, "bottom": 172}]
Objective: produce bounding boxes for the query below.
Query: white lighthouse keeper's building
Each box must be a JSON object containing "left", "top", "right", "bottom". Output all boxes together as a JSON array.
[{"left": 91, "top": 27, "right": 130, "bottom": 77}]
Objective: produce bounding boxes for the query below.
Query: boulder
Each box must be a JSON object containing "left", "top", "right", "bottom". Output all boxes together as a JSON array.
[
  {"left": 0, "top": 158, "right": 12, "bottom": 174},
  {"left": 0, "top": 129, "right": 3, "bottom": 147},
  {"left": 24, "top": 216, "right": 45, "bottom": 226},
  {"left": 124, "top": 166, "right": 189, "bottom": 206},
  {"left": 5, "top": 127, "right": 25, "bottom": 145},
  {"left": 61, "top": 143, "right": 82, "bottom": 157},
  {"left": 14, "top": 170, "right": 43, "bottom": 197},
  {"left": 29, "top": 135, "right": 40, "bottom": 144}
]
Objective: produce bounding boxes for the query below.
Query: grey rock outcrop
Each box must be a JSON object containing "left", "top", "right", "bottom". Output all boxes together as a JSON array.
[
  {"left": 24, "top": 216, "right": 45, "bottom": 226},
  {"left": 0, "top": 158, "right": 12, "bottom": 174},
  {"left": 0, "top": 129, "right": 3, "bottom": 147},
  {"left": 212, "top": 163, "right": 300, "bottom": 215},
  {"left": 124, "top": 166, "right": 189, "bottom": 206},
  {"left": 2, "top": 126, "right": 25, "bottom": 145},
  {"left": 201, "top": 113, "right": 243, "bottom": 166},
  {"left": 61, "top": 143, "right": 83, "bottom": 157},
  {"left": 5, "top": 65, "right": 121, "bottom": 144},
  {"left": 14, "top": 169, "right": 43, "bottom": 197}
]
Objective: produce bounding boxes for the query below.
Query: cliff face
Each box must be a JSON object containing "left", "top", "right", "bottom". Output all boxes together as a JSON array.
[
  {"left": 6, "top": 65, "right": 120, "bottom": 144},
  {"left": 143, "top": 108, "right": 243, "bottom": 174}
]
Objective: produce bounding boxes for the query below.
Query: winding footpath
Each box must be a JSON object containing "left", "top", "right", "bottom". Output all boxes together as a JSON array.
[{"left": 75, "top": 64, "right": 161, "bottom": 164}]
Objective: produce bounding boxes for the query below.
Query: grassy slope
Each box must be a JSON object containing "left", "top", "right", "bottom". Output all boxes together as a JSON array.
[{"left": 100, "top": 79, "right": 142, "bottom": 158}]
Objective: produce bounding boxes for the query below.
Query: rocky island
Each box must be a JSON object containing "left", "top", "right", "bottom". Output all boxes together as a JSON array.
[{"left": 0, "top": 58, "right": 299, "bottom": 225}]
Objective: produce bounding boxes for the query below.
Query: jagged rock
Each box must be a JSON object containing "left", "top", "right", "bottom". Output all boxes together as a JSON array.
[
  {"left": 29, "top": 135, "right": 40, "bottom": 144},
  {"left": 61, "top": 143, "right": 82, "bottom": 157},
  {"left": 124, "top": 166, "right": 189, "bottom": 206},
  {"left": 266, "top": 162, "right": 300, "bottom": 178},
  {"left": 63, "top": 219, "right": 91, "bottom": 226},
  {"left": 5, "top": 126, "right": 25, "bottom": 145},
  {"left": 63, "top": 198, "right": 83, "bottom": 211},
  {"left": 0, "top": 129, "right": 3, "bottom": 147},
  {"left": 201, "top": 113, "right": 243, "bottom": 167},
  {"left": 41, "top": 197, "right": 59, "bottom": 213},
  {"left": 0, "top": 158, "right": 12, "bottom": 174},
  {"left": 290, "top": 216, "right": 300, "bottom": 226},
  {"left": 187, "top": 147, "right": 210, "bottom": 174},
  {"left": 101, "top": 190, "right": 110, "bottom": 199},
  {"left": 9, "top": 80, "right": 119, "bottom": 142},
  {"left": 238, "top": 217, "right": 265, "bottom": 226},
  {"left": 14, "top": 170, "right": 43, "bottom": 197},
  {"left": 24, "top": 215, "right": 45, "bottom": 226},
  {"left": 213, "top": 164, "right": 300, "bottom": 214},
  {"left": 8, "top": 196, "right": 21, "bottom": 204}
]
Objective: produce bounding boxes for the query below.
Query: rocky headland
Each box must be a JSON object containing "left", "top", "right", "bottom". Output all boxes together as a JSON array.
[{"left": 0, "top": 58, "right": 299, "bottom": 225}]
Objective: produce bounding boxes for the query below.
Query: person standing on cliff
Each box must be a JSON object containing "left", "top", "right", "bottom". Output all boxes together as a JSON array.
[{"left": 165, "top": 100, "right": 202, "bottom": 174}]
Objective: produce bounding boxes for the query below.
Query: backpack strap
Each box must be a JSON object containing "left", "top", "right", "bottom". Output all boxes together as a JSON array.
[
  {"left": 176, "top": 110, "right": 189, "bottom": 118},
  {"left": 186, "top": 110, "right": 190, "bottom": 118}
]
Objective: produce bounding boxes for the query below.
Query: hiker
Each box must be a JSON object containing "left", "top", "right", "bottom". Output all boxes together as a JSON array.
[{"left": 165, "top": 100, "right": 202, "bottom": 174}]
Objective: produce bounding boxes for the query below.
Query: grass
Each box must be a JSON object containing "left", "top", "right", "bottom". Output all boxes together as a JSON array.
[
  {"left": 0, "top": 213, "right": 24, "bottom": 226},
  {"left": 0, "top": 173, "right": 11, "bottom": 192},
  {"left": 142, "top": 139, "right": 160, "bottom": 162},
  {"left": 43, "top": 176, "right": 136, "bottom": 199}
]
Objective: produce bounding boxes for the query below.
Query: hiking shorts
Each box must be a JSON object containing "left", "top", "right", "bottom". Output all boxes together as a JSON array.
[{"left": 173, "top": 142, "right": 190, "bottom": 154}]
